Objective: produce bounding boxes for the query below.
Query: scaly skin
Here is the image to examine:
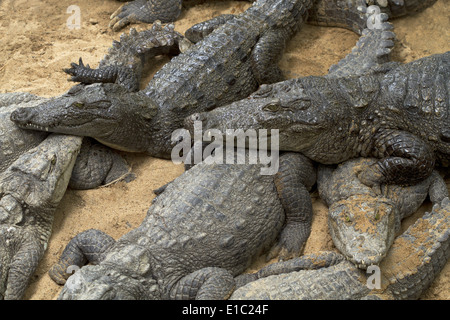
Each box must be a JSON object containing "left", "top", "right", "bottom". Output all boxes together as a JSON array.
[
  {"left": 0, "top": 93, "right": 132, "bottom": 190},
  {"left": 317, "top": 158, "right": 449, "bottom": 268},
  {"left": 0, "top": 134, "right": 82, "bottom": 300},
  {"left": 48, "top": 151, "right": 317, "bottom": 300},
  {"left": 230, "top": 197, "right": 450, "bottom": 300},
  {"left": 107, "top": 0, "right": 437, "bottom": 31},
  {"left": 307, "top": 0, "right": 438, "bottom": 34},
  {"left": 11, "top": 0, "right": 313, "bottom": 159},
  {"left": 63, "top": 23, "right": 188, "bottom": 91},
  {"left": 0, "top": 93, "right": 49, "bottom": 173},
  {"left": 187, "top": 51, "right": 450, "bottom": 186}
]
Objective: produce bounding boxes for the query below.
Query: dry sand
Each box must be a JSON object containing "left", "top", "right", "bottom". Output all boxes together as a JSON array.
[{"left": 0, "top": 0, "right": 448, "bottom": 300}]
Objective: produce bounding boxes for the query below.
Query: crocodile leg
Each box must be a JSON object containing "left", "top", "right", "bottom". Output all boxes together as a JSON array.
[
  {"left": 359, "top": 129, "right": 436, "bottom": 186},
  {"left": 48, "top": 229, "right": 115, "bottom": 285},
  {"left": 69, "top": 139, "right": 134, "bottom": 190},
  {"left": 251, "top": 29, "right": 289, "bottom": 84},
  {"left": 185, "top": 14, "right": 236, "bottom": 43},
  {"left": 109, "top": 0, "right": 182, "bottom": 31},
  {"left": 64, "top": 25, "right": 185, "bottom": 91},
  {"left": 234, "top": 251, "right": 345, "bottom": 288},
  {"left": 1, "top": 228, "right": 43, "bottom": 300},
  {"left": 268, "top": 152, "right": 316, "bottom": 260},
  {"left": 250, "top": 0, "right": 312, "bottom": 85},
  {"left": 169, "top": 267, "right": 235, "bottom": 300}
]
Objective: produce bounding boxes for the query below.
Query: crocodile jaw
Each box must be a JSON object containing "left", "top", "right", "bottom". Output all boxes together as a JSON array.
[{"left": 328, "top": 195, "right": 397, "bottom": 269}]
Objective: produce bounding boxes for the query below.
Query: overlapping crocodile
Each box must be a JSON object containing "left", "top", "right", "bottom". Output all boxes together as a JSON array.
[
  {"left": 0, "top": 93, "right": 132, "bottom": 189},
  {"left": 11, "top": 0, "right": 313, "bottom": 159},
  {"left": 317, "top": 157, "right": 449, "bottom": 268},
  {"left": 108, "top": 0, "right": 437, "bottom": 31},
  {"left": 230, "top": 197, "right": 450, "bottom": 300},
  {"left": 9, "top": 0, "right": 414, "bottom": 161},
  {"left": 0, "top": 134, "right": 83, "bottom": 300},
  {"left": 47, "top": 151, "right": 316, "bottom": 299},
  {"left": 185, "top": 36, "right": 449, "bottom": 186}
]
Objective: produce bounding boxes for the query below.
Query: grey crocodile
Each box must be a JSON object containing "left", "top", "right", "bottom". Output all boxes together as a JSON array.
[
  {"left": 230, "top": 196, "right": 450, "bottom": 300},
  {"left": 62, "top": 23, "right": 189, "bottom": 92},
  {"left": 0, "top": 92, "right": 133, "bottom": 189},
  {"left": 317, "top": 157, "right": 449, "bottom": 268},
  {"left": 11, "top": 0, "right": 312, "bottom": 159},
  {"left": 185, "top": 21, "right": 449, "bottom": 187},
  {"left": 108, "top": 0, "right": 437, "bottom": 31},
  {"left": 0, "top": 134, "right": 82, "bottom": 300},
  {"left": 47, "top": 150, "right": 316, "bottom": 299}
]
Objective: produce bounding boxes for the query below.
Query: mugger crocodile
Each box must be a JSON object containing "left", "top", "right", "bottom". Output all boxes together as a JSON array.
[
  {"left": 317, "top": 157, "right": 449, "bottom": 268},
  {"left": 10, "top": 0, "right": 313, "bottom": 160},
  {"left": 47, "top": 150, "right": 317, "bottom": 299},
  {"left": 0, "top": 134, "right": 82, "bottom": 300},
  {"left": 107, "top": 0, "right": 437, "bottom": 31},
  {"left": 230, "top": 196, "right": 450, "bottom": 300},
  {"left": 0, "top": 92, "right": 133, "bottom": 189},
  {"left": 185, "top": 22, "right": 449, "bottom": 186}
]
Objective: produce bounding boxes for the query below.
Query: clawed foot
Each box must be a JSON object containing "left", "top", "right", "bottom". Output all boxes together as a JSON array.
[
  {"left": 63, "top": 58, "right": 91, "bottom": 82},
  {"left": 266, "top": 224, "right": 308, "bottom": 262},
  {"left": 110, "top": 0, "right": 145, "bottom": 31},
  {"left": 109, "top": 0, "right": 182, "bottom": 31}
]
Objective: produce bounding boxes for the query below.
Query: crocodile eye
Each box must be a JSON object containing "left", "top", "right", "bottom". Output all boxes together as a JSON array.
[
  {"left": 263, "top": 101, "right": 281, "bottom": 112},
  {"left": 72, "top": 102, "right": 84, "bottom": 108}
]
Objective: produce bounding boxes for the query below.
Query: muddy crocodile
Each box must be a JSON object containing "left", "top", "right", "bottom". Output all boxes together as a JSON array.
[
  {"left": 108, "top": 0, "right": 437, "bottom": 31},
  {"left": 0, "top": 134, "right": 83, "bottom": 300},
  {"left": 230, "top": 196, "right": 450, "bottom": 300},
  {"left": 47, "top": 150, "right": 316, "bottom": 299},
  {"left": 186, "top": 18, "right": 449, "bottom": 188},
  {"left": 0, "top": 92, "right": 132, "bottom": 189},
  {"left": 317, "top": 157, "right": 449, "bottom": 268},
  {"left": 11, "top": 0, "right": 312, "bottom": 159}
]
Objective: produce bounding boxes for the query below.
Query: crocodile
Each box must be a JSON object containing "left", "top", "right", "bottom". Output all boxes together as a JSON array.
[
  {"left": 107, "top": 0, "right": 437, "bottom": 31},
  {"left": 47, "top": 150, "right": 316, "bottom": 300},
  {"left": 0, "top": 92, "right": 133, "bottom": 189},
  {"left": 230, "top": 196, "right": 450, "bottom": 300},
  {"left": 184, "top": 15, "right": 449, "bottom": 187},
  {"left": 11, "top": 0, "right": 313, "bottom": 159},
  {"left": 0, "top": 134, "right": 83, "bottom": 300},
  {"left": 317, "top": 157, "right": 449, "bottom": 268}
]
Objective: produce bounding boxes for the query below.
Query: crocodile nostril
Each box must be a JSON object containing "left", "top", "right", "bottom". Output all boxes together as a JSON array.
[{"left": 10, "top": 107, "right": 36, "bottom": 124}]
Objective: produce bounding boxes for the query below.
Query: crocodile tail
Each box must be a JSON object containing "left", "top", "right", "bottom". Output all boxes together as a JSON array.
[
  {"left": 327, "top": 6, "right": 396, "bottom": 78},
  {"left": 380, "top": 197, "right": 450, "bottom": 300}
]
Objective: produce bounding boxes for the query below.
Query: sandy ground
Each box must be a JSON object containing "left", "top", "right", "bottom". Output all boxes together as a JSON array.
[{"left": 0, "top": 0, "right": 448, "bottom": 300}]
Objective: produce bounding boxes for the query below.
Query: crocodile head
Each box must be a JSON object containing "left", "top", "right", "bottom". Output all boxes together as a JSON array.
[
  {"left": 0, "top": 134, "right": 82, "bottom": 300},
  {"left": 328, "top": 195, "right": 397, "bottom": 269},
  {"left": 58, "top": 244, "right": 160, "bottom": 300},
  {"left": 0, "top": 134, "right": 82, "bottom": 226},
  {"left": 58, "top": 265, "right": 160, "bottom": 300},
  {"left": 184, "top": 77, "right": 353, "bottom": 163},
  {"left": 10, "top": 83, "right": 159, "bottom": 153}
]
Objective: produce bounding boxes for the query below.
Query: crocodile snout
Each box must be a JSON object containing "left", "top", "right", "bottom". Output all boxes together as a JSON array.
[{"left": 10, "top": 107, "right": 37, "bottom": 125}]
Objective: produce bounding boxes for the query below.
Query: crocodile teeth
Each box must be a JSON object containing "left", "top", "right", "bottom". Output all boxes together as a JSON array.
[{"left": 24, "top": 123, "right": 50, "bottom": 132}]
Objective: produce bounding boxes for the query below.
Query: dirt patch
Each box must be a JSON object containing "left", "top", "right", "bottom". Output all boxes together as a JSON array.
[{"left": 0, "top": 0, "right": 448, "bottom": 300}]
